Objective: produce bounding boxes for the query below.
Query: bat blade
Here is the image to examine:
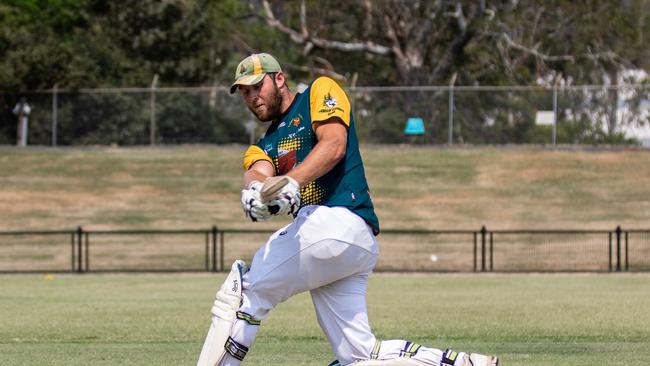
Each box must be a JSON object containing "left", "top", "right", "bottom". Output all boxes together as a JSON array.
[{"left": 260, "top": 176, "right": 289, "bottom": 203}]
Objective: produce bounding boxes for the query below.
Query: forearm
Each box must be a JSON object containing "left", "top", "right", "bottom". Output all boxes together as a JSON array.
[{"left": 243, "top": 161, "right": 275, "bottom": 189}]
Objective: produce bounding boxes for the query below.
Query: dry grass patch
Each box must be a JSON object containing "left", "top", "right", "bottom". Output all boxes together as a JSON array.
[{"left": 1, "top": 146, "right": 649, "bottom": 232}]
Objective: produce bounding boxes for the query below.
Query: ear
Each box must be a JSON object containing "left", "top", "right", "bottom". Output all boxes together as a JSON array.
[{"left": 274, "top": 72, "right": 286, "bottom": 89}]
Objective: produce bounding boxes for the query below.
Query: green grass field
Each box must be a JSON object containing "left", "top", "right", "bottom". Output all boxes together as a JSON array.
[
  {"left": 1, "top": 273, "right": 649, "bottom": 366},
  {"left": 2, "top": 146, "right": 650, "bottom": 365}
]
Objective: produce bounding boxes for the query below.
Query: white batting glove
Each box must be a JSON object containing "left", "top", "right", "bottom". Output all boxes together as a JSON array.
[
  {"left": 241, "top": 181, "right": 271, "bottom": 222},
  {"left": 265, "top": 176, "right": 301, "bottom": 216}
]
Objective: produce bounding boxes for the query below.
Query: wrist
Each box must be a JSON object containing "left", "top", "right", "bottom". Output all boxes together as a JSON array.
[
  {"left": 285, "top": 175, "right": 301, "bottom": 188},
  {"left": 246, "top": 180, "right": 263, "bottom": 190}
]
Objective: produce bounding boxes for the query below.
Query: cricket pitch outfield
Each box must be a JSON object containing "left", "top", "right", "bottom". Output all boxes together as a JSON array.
[{"left": 1, "top": 273, "right": 649, "bottom": 366}]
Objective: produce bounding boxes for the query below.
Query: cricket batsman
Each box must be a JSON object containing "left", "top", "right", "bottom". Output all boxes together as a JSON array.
[{"left": 197, "top": 53, "right": 500, "bottom": 366}]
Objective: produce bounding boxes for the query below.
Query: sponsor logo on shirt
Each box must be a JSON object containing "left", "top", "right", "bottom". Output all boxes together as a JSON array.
[
  {"left": 277, "top": 149, "right": 297, "bottom": 174},
  {"left": 319, "top": 93, "right": 344, "bottom": 116},
  {"left": 324, "top": 94, "right": 337, "bottom": 108}
]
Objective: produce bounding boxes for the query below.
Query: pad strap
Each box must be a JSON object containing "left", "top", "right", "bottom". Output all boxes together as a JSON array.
[
  {"left": 225, "top": 336, "right": 249, "bottom": 361},
  {"left": 399, "top": 341, "right": 421, "bottom": 358},
  {"left": 236, "top": 311, "right": 261, "bottom": 326},
  {"left": 370, "top": 340, "right": 382, "bottom": 360},
  {"left": 441, "top": 349, "right": 459, "bottom": 366}
]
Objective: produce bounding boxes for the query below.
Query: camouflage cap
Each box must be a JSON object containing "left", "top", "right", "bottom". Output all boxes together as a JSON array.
[{"left": 230, "top": 53, "right": 282, "bottom": 94}]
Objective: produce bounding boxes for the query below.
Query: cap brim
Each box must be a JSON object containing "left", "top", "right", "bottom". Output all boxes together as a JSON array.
[{"left": 230, "top": 74, "right": 266, "bottom": 94}]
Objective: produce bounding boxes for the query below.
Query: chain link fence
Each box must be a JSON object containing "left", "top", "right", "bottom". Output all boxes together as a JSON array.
[{"left": 1, "top": 84, "right": 649, "bottom": 146}]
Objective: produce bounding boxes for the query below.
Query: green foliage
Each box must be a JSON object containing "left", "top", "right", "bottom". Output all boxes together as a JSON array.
[
  {"left": 361, "top": 106, "right": 405, "bottom": 144},
  {"left": 64, "top": 92, "right": 149, "bottom": 145},
  {"left": 155, "top": 92, "right": 248, "bottom": 144},
  {"left": 0, "top": 1, "right": 648, "bottom": 145}
]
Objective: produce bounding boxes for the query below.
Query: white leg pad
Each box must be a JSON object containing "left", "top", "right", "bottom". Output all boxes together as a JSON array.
[
  {"left": 350, "top": 354, "right": 499, "bottom": 366},
  {"left": 197, "top": 260, "right": 247, "bottom": 366},
  {"left": 463, "top": 353, "right": 499, "bottom": 366},
  {"left": 351, "top": 359, "right": 428, "bottom": 366}
]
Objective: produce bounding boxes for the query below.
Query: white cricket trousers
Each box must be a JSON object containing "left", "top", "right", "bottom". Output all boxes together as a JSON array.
[{"left": 222, "top": 205, "right": 446, "bottom": 366}]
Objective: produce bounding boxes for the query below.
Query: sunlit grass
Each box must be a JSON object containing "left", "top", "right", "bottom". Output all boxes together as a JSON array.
[{"left": 0, "top": 273, "right": 649, "bottom": 365}]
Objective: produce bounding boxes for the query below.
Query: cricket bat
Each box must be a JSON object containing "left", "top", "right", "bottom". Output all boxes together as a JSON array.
[{"left": 260, "top": 176, "right": 289, "bottom": 203}]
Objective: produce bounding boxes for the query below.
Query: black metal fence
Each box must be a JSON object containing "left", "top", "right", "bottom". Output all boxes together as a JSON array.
[{"left": 1, "top": 226, "right": 649, "bottom": 273}]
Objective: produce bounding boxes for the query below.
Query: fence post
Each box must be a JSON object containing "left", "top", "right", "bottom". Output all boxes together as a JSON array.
[
  {"left": 552, "top": 85, "right": 558, "bottom": 146},
  {"left": 625, "top": 230, "right": 629, "bottom": 271},
  {"left": 212, "top": 226, "right": 218, "bottom": 272},
  {"left": 448, "top": 74, "right": 457, "bottom": 145},
  {"left": 70, "top": 231, "right": 76, "bottom": 272},
  {"left": 220, "top": 231, "right": 225, "bottom": 272},
  {"left": 76, "top": 226, "right": 83, "bottom": 273},
  {"left": 608, "top": 231, "right": 612, "bottom": 272},
  {"left": 84, "top": 231, "right": 89, "bottom": 272},
  {"left": 52, "top": 84, "right": 58, "bottom": 146},
  {"left": 204, "top": 231, "right": 209, "bottom": 271},
  {"left": 489, "top": 231, "right": 494, "bottom": 272},
  {"left": 616, "top": 225, "right": 622, "bottom": 272},
  {"left": 473, "top": 231, "right": 477, "bottom": 272},
  {"left": 481, "top": 226, "right": 487, "bottom": 272},
  {"left": 150, "top": 74, "right": 159, "bottom": 145}
]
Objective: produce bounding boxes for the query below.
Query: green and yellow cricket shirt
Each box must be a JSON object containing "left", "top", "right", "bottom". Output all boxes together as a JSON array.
[{"left": 242, "top": 76, "right": 380, "bottom": 235}]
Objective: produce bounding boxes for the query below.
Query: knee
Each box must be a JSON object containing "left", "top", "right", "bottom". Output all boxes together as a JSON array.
[{"left": 239, "top": 284, "right": 281, "bottom": 321}]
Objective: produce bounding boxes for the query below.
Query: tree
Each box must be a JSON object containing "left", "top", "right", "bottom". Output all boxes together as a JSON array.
[
  {"left": 1, "top": 0, "right": 648, "bottom": 145},
  {"left": 251, "top": 1, "right": 648, "bottom": 86},
  {"left": 0, "top": 0, "right": 250, "bottom": 144},
  {"left": 244, "top": 0, "right": 649, "bottom": 143}
]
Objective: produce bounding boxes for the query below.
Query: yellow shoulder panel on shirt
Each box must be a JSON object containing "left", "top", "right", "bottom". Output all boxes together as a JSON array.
[
  {"left": 243, "top": 145, "right": 273, "bottom": 171},
  {"left": 309, "top": 76, "right": 350, "bottom": 127}
]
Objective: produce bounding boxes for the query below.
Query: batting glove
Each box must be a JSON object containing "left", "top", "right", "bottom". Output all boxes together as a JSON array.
[
  {"left": 265, "top": 176, "right": 301, "bottom": 216},
  {"left": 241, "top": 181, "right": 271, "bottom": 222}
]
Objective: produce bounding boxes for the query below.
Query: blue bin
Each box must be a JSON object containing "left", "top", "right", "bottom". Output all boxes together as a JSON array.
[{"left": 404, "top": 117, "right": 425, "bottom": 135}]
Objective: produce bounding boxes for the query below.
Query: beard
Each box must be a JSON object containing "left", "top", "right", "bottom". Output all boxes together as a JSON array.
[{"left": 248, "top": 83, "right": 284, "bottom": 122}]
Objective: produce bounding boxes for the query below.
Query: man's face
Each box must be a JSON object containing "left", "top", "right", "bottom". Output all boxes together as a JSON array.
[{"left": 239, "top": 74, "right": 283, "bottom": 122}]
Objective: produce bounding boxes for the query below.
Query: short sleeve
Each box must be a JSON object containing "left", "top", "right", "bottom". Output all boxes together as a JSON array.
[
  {"left": 309, "top": 77, "right": 351, "bottom": 128},
  {"left": 243, "top": 145, "right": 273, "bottom": 171}
]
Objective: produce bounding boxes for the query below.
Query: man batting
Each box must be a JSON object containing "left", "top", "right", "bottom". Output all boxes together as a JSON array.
[{"left": 197, "top": 53, "right": 500, "bottom": 366}]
